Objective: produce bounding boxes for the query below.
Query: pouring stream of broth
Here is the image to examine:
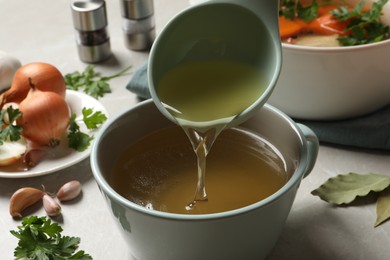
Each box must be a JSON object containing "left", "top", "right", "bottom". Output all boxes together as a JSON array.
[{"left": 157, "top": 59, "right": 267, "bottom": 210}]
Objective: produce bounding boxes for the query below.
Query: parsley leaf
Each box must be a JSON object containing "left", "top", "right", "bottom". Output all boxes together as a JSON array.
[
  {"left": 84, "top": 80, "right": 110, "bottom": 99},
  {"left": 331, "top": 1, "right": 364, "bottom": 21},
  {"left": 67, "top": 108, "right": 107, "bottom": 152},
  {"left": 279, "top": 0, "right": 319, "bottom": 22},
  {"left": 67, "top": 112, "right": 93, "bottom": 152},
  {"left": 298, "top": 0, "right": 318, "bottom": 22},
  {"left": 332, "top": 0, "right": 390, "bottom": 45},
  {"left": 0, "top": 106, "right": 22, "bottom": 145},
  {"left": 279, "top": 0, "right": 299, "bottom": 20},
  {"left": 10, "top": 216, "right": 92, "bottom": 260},
  {"left": 82, "top": 108, "right": 107, "bottom": 129},
  {"left": 64, "top": 65, "right": 132, "bottom": 99}
]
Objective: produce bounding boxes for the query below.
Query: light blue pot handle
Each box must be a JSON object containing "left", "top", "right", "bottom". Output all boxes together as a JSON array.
[{"left": 297, "top": 123, "right": 319, "bottom": 178}]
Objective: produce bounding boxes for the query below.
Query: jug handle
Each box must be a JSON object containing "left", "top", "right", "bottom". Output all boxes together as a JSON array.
[{"left": 297, "top": 123, "right": 319, "bottom": 178}]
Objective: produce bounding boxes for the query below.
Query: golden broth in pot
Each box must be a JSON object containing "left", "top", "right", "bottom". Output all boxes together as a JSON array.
[{"left": 110, "top": 126, "right": 289, "bottom": 214}]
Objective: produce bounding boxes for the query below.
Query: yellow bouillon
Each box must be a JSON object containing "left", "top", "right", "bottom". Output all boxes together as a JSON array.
[{"left": 157, "top": 59, "right": 267, "bottom": 124}]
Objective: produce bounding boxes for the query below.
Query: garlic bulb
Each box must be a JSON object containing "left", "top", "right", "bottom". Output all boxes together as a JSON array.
[{"left": 0, "top": 51, "right": 22, "bottom": 91}]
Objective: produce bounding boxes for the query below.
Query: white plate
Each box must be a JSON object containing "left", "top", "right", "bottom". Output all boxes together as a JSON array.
[{"left": 0, "top": 90, "right": 108, "bottom": 178}]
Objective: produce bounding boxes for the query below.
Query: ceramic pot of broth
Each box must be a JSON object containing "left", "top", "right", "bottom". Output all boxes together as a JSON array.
[{"left": 91, "top": 100, "right": 319, "bottom": 260}]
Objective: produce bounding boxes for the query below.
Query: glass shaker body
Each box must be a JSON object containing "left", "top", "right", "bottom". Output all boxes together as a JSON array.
[
  {"left": 120, "top": 0, "right": 156, "bottom": 51},
  {"left": 71, "top": 0, "right": 112, "bottom": 63}
]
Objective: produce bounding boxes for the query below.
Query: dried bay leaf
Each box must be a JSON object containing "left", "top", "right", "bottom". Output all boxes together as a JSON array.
[
  {"left": 311, "top": 172, "right": 390, "bottom": 205},
  {"left": 375, "top": 188, "right": 390, "bottom": 227}
]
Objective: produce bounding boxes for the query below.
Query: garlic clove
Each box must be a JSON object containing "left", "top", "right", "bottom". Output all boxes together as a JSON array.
[
  {"left": 23, "top": 145, "right": 47, "bottom": 168},
  {"left": 43, "top": 194, "right": 62, "bottom": 217},
  {"left": 9, "top": 187, "right": 45, "bottom": 218},
  {"left": 56, "top": 180, "right": 82, "bottom": 202}
]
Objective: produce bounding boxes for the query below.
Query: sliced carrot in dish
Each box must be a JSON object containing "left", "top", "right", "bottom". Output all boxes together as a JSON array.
[
  {"left": 307, "top": 13, "right": 350, "bottom": 35},
  {"left": 279, "top": 16, "right": 306, "bottom": 38},
  {"left": 317, "top": 5, "right": 340, "bottom": 16}
]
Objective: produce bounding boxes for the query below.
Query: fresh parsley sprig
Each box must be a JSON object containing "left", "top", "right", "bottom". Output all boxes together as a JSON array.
[
  {"left": 332, "top": 0, "right": 390, "bottom": 45},
  {"left": 279, "top": 0, "right": 390, "bottom": 46},
  {"left": 82, "top": 108, "right": 107, "bottom": 129},
  {"left": 10, "top": 216, "right": 92, "bottom": 260},
  {"left": 279, "top": 0, "right": 319, "bottom": 22},
  {"left": 65, "top": 65, "right": 132, "bottom": 99},
  {"left": 0, "top": 106, "right": 22, "bottom": 145},
  {"left": 68, "top": 108, "right": 107, "bottom": 152}
]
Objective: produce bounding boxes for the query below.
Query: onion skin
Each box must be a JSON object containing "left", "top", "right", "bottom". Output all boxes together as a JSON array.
[
  {"left": 18, "top": 88, "right": 70, "bottom": 147},
  {"left": 2, "top": 62, "right": 66, "bottom": 105}
]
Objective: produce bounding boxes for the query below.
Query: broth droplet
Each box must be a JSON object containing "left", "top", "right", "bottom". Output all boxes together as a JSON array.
[{"left": 185, "top": 201, "right": 196, "bottom": 211}]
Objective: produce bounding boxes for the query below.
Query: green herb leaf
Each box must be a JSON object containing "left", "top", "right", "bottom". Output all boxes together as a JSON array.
[
  {"left": 298, "top": 0, "right": 318, "bottom": 22},
  {"left": 67, "top": 108, "right": 107, "bottom": 152},
  {"left": 68, "top": 130, "right": 93, "bottom": 152},
  {"left": 279, "top": 0, "right": 298, "bottom": 20},
  {"left": 85, "top": 80, "right": 110, "bottom": 99},
  {"left": 332, "top": 0, "right": 390, "bottom": 45},
  {"left": 375, "top": 188, "right": 390, "bottom": 227},
  {"left": 82, "top": 108, "right": 107, "bottom": 130},
  {"left": 0, "top": 106, "right": 22, "bottom": 145},
  {"left": 331, "top": 1, "right": 364, "bottom": 21},
  {"left": 67, "top": 112, "right": 94, "bottom": 152},
  {"left": 279, "top": 0, "right": 319, "bottom": 22},
  {"left": 10, "top": 216, "right": 92, "bottom": 260},
  {"left": 311, "top": 172, "right": 390, "bottom": 205},
  {"left": 65, "top": 65, "right": 132, "bottom": 99}
]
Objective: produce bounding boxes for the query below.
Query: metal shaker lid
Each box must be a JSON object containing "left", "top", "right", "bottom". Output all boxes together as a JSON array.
[
  {"left": 71, "top": 0, "right": 108, "bottom": 31},
  {"left": 120, "top": 0, "right": 154, "bottom": 20}
]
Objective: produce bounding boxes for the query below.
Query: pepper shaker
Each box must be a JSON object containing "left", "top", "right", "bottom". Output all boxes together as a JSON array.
[
  {"left": 71, "top": 0, "right": 112, "bottom": 63},
  {"left": 120, "top": 0, "right": 156, "bottom": 51}
]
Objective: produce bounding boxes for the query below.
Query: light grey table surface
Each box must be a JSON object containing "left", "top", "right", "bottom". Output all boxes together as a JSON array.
[{"left": 1, "top": 1, "right": 390, "bottom": 259}]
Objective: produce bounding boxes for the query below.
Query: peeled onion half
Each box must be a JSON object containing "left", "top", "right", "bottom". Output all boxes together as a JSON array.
[
  {"left": 0, "top": 102, "right": 26, "bottom": 166},
  {"left": 0, "top": 138, "right": 26, "bottom": 166}
]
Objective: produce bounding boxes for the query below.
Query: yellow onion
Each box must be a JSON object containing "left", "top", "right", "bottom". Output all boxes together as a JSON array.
[
  {"left": 18, "top": 86, "right": 70, "bottom": 147},
  {"left": 2, "top": 62, "right": 66, "bottom": 106}
]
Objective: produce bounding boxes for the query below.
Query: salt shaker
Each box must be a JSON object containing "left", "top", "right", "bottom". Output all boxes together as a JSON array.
[
  {"left": 71, "top": 0, "right": 112, "bottom": 63},
  {"left": 120, "top": 0, "right": 156, "bottom": 51}
]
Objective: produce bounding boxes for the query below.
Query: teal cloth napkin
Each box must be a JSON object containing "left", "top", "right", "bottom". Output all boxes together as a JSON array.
[{"left": 127, "top": 63, "right": 390, "bottom": 151}]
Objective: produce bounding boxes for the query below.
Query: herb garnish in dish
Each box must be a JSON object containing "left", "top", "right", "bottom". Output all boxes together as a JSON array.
[{"left": 279, "top": 0, "right": 390, "bottom": 46}]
